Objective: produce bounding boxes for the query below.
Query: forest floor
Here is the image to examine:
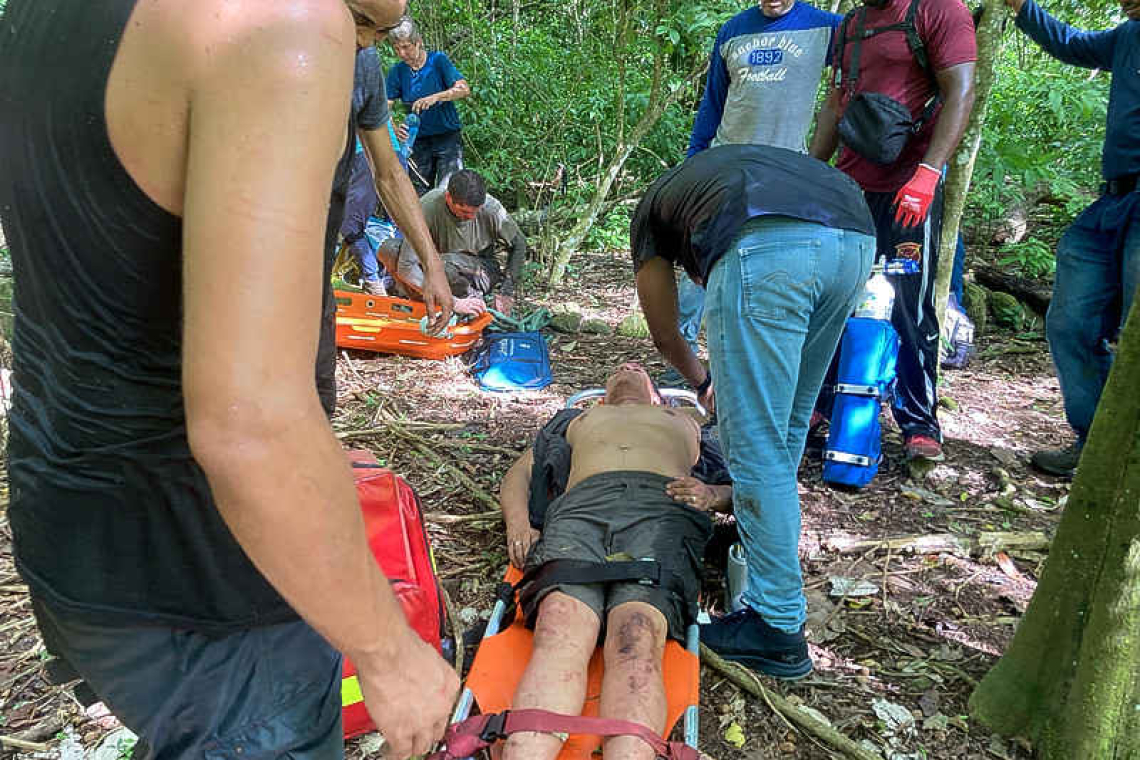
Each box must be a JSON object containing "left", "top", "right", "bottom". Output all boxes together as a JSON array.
[{"left": 0, "top": 248, "right": 1069, "bottom": 760}]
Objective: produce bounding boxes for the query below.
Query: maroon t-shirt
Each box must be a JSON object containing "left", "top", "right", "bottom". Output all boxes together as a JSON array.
[{"left": 834, "top": 0, "right": 976, "bottom": 193}]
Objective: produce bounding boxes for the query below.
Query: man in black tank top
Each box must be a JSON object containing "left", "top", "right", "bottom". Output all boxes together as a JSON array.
[{"left": 0, "top": 1, "right": 457, "bottom": 758}]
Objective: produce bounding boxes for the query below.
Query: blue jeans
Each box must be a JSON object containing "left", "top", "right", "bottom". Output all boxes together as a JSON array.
[
  {"left": 1047, "top": 191, "right": 1140, "bottom": 443},
  {"left": 341, "top": 151, "right": 382, "bottom": 283},
  {"left": 706, "top": 216, "right": 874, "bottom": 632},
  {"left": 951, "top": 232, "right": 965, "bottom": 304},
  {"left": 676, "top": 275, "right": 706, "bottom": 355}
]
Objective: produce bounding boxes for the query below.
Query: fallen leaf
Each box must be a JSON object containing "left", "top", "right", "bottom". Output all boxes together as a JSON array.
[
  {"left": 994, "top": 551, "right": 1024, "bottom": 580},
  {"left": 723, "top": 721, "right": 746, "bottom": 748},
  {"left": 872, "top": 698, "right": 916, "bottom": 736},
  {"left": 829, "top": 576, "right": 880, "bottom": 597}
]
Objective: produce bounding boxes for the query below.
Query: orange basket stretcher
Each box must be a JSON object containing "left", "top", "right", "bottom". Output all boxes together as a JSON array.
[{"left": 334, "top": 290, "right": 494, "bottom": 359}]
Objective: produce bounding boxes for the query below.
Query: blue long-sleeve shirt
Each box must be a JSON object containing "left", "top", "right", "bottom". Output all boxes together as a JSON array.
[
  {"left": 1017, "top": 0, "right": 1140, "bottom": 181},
  {"left": 687, "top": 2, "right": 840, "bottom": 157}
]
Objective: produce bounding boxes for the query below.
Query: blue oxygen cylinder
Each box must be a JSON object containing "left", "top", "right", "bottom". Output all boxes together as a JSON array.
[{"left": 822, "top": 268, "right": 900, "bottom": 488}]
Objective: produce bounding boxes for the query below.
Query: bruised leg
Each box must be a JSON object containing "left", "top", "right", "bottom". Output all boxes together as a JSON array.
[
  {"left": 600, "top": 601, "right": 668, "bottom": 760},
  {"left": 501, "top": 592, "right": 601, "bottom": 760}
]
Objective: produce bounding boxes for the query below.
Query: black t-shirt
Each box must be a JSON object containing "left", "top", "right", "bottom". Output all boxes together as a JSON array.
[
  {"left": 0, "top": 0, "right": 296, "bottom": 632},
  {"left": 630, "top": 144, "right": 875, "bottom": 282}
]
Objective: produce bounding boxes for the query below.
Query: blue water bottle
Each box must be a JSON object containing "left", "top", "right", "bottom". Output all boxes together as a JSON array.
[{"left": 401, "top": 113, "right": 420, "bottom": 161}]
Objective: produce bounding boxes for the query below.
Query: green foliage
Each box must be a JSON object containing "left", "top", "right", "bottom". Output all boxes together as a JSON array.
[
  {"left": 114, "top": 733, "right": 137, "bottom": 760},
  {"left": 584, "top": 206, "right": 633, "bottom": 251},
  {"left": 997, "top": 236, "right": 1055, "bottom": 278},
  {"left": 967, "top": 1, "right": 1124, "bottom": 274},
  {"left": 971, "top": 32, "right": 1109, "bottom": 240},
  {"left": 382, "top": 0, "right": 730, "bottom": 210}
]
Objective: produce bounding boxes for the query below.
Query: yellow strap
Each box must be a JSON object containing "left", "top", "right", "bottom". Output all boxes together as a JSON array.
[{"left": 342, "top": 675, "right": 364, "bottom": 707}]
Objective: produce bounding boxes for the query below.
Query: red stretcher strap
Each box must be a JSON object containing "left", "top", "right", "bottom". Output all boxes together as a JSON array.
[{"left": 428, "top": 709, "right": 700, "bottom": 760}]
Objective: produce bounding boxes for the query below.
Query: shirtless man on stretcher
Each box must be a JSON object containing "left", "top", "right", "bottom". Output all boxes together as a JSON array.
[{"left": 498, "top": 362, "right": 731, "bottom": 760}]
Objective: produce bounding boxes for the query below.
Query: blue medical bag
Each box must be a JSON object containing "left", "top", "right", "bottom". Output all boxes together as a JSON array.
[
  {"left": 822, "top": 317, "right": 900, "bottom": 488},
  {"left": 470, "top": 331, "right": 553, "bottom": 392}
]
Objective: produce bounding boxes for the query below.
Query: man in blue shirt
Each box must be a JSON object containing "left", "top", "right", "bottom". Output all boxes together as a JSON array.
[
  {"left": 1005, "top": 0, "right": 1140, "bottom": 477},
  {"left": 387, "top": 18, "right": 471, "bottom": 195},
  {"left": 671, "top": 1, "right": 840, "bottom": 388}
]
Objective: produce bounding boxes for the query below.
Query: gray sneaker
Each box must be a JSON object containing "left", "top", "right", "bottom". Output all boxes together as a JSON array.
[
  {"left": 362, "top": 279, "right": 387, "bottom": 297},
  {"left": 1030, "top": 442, "right": 1082, "bottom": 478}
]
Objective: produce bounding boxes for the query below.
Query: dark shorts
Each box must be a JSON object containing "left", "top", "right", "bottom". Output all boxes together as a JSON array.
[
  {"left": 31, "top": 597, "right": 343, "bottom": 759},
  {"left": 523, "top": 471, "right": 713, "bottom": 641}
]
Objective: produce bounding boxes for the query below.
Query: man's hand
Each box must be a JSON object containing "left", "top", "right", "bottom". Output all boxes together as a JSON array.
[
  {"left": 453, "top": 295, "right": 486, "bottom": 316},
  {"left": 394, "top": 121, "right": 410, "bottom": 141},
  {"left": 699, "top": 378, "right": 716, "bottom": 415},
  {"left": 356, "top": 629, "right": 460, "bottom": 759},
  {"left": 411, "top": 94, "right": 439, "bottom": 113},
  {"left": 421, "top": 264, "right": 456, "bottom": 331},
  {"left": 666, "top": 477, "right": 726, "bottom": 512},
  {"left": 507, "top": 523, "right": 540, "bottom": 569},
  {"left": 893, "top": 164, "right": 941, "bottom": 228}
]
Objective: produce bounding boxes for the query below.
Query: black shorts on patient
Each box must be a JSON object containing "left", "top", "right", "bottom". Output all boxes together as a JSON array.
[{"left": 523, "top": 470, "right": 713, "bottom": 641}]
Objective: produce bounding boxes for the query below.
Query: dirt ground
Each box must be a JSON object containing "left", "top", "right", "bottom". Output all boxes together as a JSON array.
[{"left": 0, "top": 248, "right": 1068, "bottom": 759}]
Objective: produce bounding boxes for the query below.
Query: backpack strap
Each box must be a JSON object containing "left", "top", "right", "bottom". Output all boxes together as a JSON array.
[
  {"left": 429, "top": 709, "right": 701, "bottom": 760},
  {"left": 836, "top": 0, "right": 938, "bottom": 94}
]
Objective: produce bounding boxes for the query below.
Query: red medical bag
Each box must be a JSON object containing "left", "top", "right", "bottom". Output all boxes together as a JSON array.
[{"left": 342, "top": 450, "right": 446, "bottom": 739}]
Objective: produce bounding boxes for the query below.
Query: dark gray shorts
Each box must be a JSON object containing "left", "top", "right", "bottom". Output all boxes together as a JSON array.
[{"left": 523, "top": 470, "right": 713, "bottom": 641}]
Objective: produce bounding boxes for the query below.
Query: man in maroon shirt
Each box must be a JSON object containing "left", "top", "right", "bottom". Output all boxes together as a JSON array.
[{"left": 812, "top": 0, "right": 976, "bottom": 462}]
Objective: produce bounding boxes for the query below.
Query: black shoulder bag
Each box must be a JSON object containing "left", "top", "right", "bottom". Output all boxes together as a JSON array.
[{"left": 835, "top": 0, "right": 942, "bottom": 166}]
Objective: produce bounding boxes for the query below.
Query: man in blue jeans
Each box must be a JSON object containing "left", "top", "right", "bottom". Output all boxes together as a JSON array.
[
  {"left": 1005, "top": 0, "right": 1140, "bottom": 478},
  {"left": 633, "top": 144, "right": 875, "bottom": 677}
]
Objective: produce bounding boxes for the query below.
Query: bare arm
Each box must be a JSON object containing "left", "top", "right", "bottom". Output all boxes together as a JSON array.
[
  {"left": 359, "top": 125, "right": 455, "bottom": 330},
  {"left": 810, "top": 87, "right": 842, "bottom": 162},
  {"left": 412, "top": 78, "right": 470, "bottom": 113},
  {"left": 179, "top": 7, "right": 455, "bottom": 757},
  {"left": 502, "top": 230, "right": 528, "bottom": 294},
  {"left": 500, "top": 449, "right": 539, "bottom": 568},
  {"left": 921, "top": 63, "right": 976, "bottom": 171},
  {"left": 635, "top": 257, "right": 712, "bottom": 405}
]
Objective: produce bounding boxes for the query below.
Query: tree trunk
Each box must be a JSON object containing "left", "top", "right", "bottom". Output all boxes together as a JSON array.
[
  {"left": 933, "top": 3, "right": 1007, "bottom": 326},
  {"left": 969, "top": 294, "right": 1140, "bottom": 757}
]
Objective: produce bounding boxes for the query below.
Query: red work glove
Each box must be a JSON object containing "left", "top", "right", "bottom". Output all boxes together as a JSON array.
[{"left": 893, "top": 163, "right": 941, "bottom": 228}]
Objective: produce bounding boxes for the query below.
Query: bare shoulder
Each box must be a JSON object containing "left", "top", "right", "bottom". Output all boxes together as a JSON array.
[{"left": 177, "top": 0, "right": 354, "bottom": 74}]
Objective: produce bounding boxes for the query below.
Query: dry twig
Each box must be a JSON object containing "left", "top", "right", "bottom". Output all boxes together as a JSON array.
[
  {"left": 0, "top": 735, "right": 50, "bottom": 752},
  {"left": 424, "top": 510, "right": 501, "bottom": 525}
]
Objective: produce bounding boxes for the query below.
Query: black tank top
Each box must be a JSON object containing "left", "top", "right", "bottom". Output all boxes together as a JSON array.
[{"left": 0, "top": 0, "right": 297, "bottom": 632}]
